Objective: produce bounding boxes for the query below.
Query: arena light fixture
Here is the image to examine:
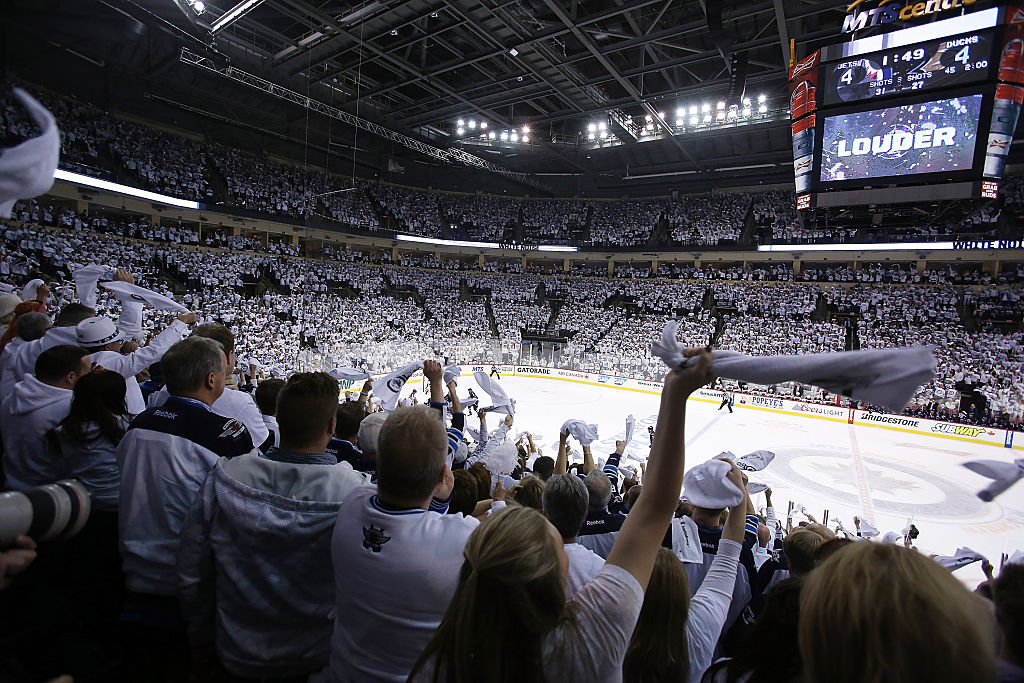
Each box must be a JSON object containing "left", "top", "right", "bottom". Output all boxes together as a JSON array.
[
  {"left": 758, "top": 104, "right": 768, "bottom": 113},
  {"left": 457, "top": 119, "right": 464, "bottom": 126},
  {"left": 192, "top": 0, "right": 206, "bottom": 13},
  {"left": 480, "top": 121, "right": 487, "bottom": 129},
  {"left": 468, "top": 120, "right": 476, "bottom": 129},
  {"left": 598, "top": 121, "right": 606, "bottom": 131},
  {"left": 522, "top": 135, "right": 529, "bottom": 143},
  {"left": 54, "top": 169, "right": 200, "bottom": 209},
  {"left": 210, "top": 0, "right": 266, "bottom": 32},
  {"left": 690, "top": 116, "right": 699, "bottom": 125},
  {"left": 689, "top": 106, "right": 698, "bottom": 115},
  {"left": 676, "top": 107, "right": 685, "bottom": 117},
  {"left": 510, "top": 132, "right": 518, "bottom": 142},
  {"left": 489, "top": 131, "right": 496, "bottom": 139},
  {"left": 742, "top": 107, "right": 752, "bottom": 117},
  {"left": 701, "top": 103, "right": 711, "bottom": 113},
  {"left": 588, "top": 133, "right": 596, "bottom": 141},
  {"left": 758, "top": 94, "right": 767, "bottom": 104},
  {"left": 716, "top": 101, "right": 725, "bottom": 110},
  {"left": 758, "top": 242, "right": 956, "bottom": 252},
  {"left": 588, "top": 123, "right": 597, "bottom": 133},
  {"left": 675, "top": 118, "right": 684, "bottom": 126},
  {"left": 500, "top": 131, "right": 508, "bottom": 141},
  {"left": 456, "top": 127, "right": 465, "bottom": 135},
  {"left": 522, "top": 125, "right": 530, "bottom": 133}
]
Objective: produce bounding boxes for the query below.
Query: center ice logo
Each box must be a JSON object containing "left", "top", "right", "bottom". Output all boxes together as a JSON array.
[{"left": 836, "top": 126, "right": 956, "bottom": 157}]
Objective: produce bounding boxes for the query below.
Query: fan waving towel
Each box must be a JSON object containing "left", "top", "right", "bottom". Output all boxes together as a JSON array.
[
  {"left": 963, "top": 458, "right": 1024, "bottom": 501},
  {"left": 652, "top": 320, "right": 935, "bottom": 412},
  {"left": 474, "top": 371, "right": 514, "bottom": 415},
  {"left": 560, "top": 419, "right": 599, "bottom": 446},
  {"left": 372, "top": 361, "right": 424, "bottom": 413},
  {"left": 933, "top": 547, "right": 987, "bottom": 571},
  {"left": 624, "top": 414, "right": 636, "bottom": 446},
  {"left": 329, "top": 367, "right": 371, "bottom": 382}
]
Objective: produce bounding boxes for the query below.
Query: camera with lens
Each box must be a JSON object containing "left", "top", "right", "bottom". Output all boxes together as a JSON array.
[{"left": 0, "top": 479, "right": 92, "bottom": 548}]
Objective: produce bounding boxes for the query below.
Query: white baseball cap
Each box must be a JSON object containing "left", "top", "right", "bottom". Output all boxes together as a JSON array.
[{"left": 76, "top": 317, "right": 127, "bottom": 347}]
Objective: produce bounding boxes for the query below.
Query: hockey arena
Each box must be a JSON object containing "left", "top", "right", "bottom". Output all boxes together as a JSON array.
[{"left": 1, "top": 0, "right": 1023, "bottom": 681}]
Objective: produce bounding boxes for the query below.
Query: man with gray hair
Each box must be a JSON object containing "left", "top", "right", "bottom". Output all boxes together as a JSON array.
[
  {"left": 576, "top": 469, "right": 627, "bottom": 559},
  {"left": 117, "top": 336, "right": 259, "bottom": 673},
  {"left": 542, "top": 473, "right": 605, "bottom": 596}
]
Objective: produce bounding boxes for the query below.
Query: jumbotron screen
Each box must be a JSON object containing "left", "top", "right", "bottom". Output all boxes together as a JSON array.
[{"left": 818, "top": 93, "right": 983, "bottom": 183}]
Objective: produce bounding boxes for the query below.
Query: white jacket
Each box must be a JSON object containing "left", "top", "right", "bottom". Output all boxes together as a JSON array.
[
  {"left": 3, "top": 326, "right": 78, "bottom": 405},
  {"left": 0, "top": 375, "right": 72, "bottom": 490},
  {"left": 148, "top": 384, "right": 270, "bottom": 446},
  {"left": 0, "top": 338, "right": 26, "bottom": 403},
  {"left": 118, "top": 396, "right": 260, "bottom": 596}
]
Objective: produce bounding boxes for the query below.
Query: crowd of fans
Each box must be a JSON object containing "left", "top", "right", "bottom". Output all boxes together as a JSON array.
[
  {"left": 6, "top": 85, "right": 1017, "bottom": 252},
  {"left": 3, "top": 197, "right": 1022, "bottom": 427}
]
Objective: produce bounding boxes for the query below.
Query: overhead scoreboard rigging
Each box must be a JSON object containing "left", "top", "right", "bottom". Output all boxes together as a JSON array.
[{"left": 788, "top": 5, "right": 1024, "bottom": 209}]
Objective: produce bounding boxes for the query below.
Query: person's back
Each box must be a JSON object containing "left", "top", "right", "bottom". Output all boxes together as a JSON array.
[
  {"left": 179, "top": 372, "right": 371, "bottom": 677},
  {"left": 578, "top": 470, "right": 626, "bottom": 559},
  {"left": 118, "top": 337, "right": 256, "bottom": 597},
  {"left": 1, "top": 345, "right": 91, "bottom": 490},
  {"left": 317, "top": 361, "right": 478, "bottom": 683}
]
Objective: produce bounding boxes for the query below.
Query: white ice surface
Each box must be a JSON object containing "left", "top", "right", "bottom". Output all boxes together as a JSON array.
[{"left": 413, "top": 374, "right": 1024, "bottom": 587}]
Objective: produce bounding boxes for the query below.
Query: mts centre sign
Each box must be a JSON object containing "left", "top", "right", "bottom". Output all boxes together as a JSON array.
[{"left": 843, "top": 0, "right": 979, "bottom": 33}]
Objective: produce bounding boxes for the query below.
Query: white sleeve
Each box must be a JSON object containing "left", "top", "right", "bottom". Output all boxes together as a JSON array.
[
  {"left": 685, "top": 539, "right": 742, "bottom": 683},
  {"left": 98, "top": 319, "right": 188, "bottom": 378}
]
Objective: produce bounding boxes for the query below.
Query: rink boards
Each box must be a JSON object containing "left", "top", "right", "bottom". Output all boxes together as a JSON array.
[{"left": 436, "top": 365, "right": 1022, "bottom": 451}]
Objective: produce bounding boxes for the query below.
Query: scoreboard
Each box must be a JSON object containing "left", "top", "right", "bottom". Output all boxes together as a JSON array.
[
  {"left": 821, "top": 30, "right": 994, "bottom": 105},
  {"left": 789, "top": 5, "right": 1024, "bottom": 208}
]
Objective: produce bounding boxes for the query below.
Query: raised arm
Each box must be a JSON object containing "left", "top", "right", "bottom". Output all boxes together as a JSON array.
[
  {"left": 556, "top": 430, "right": 569, "bottom": 475},
  {"left": 605, "top": 348, "right": 712, "bottom": 590},
  {"left": 356, "top": 379, "right": 372, "bottom": 407}
]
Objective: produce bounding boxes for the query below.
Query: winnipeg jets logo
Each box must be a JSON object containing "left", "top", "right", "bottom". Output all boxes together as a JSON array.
[
  {"left": 218, "top": 419, "right": 246, "bottom": 439},
  {"left": 362, "top": 525, "right": 391, "bottom": 552}
]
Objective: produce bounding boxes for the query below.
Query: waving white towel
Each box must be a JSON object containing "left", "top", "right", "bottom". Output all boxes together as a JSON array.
[
  {"left": 963, "top": 458, "right": 1024, "bottom": 501},
  {"left": 443, "top": 365, "right": 462, "bottom": 385},
  {"left": 670, "top": 516, "right": 705, "bottom": 564},
  {"left": 736, "top": 450, "right": 775, "bottom": 472},
  {"left": 652, "top": 321, "right": 935, "bottom": 412},
  {"left": 0, "top": 88, "right": 59, "bottom": 218},
  {"left": 73, "top": 264, "right": 110, "bottom": 309},
  {"left": 372, "top": 361, "right": 424, "bottom": 413},
  {"left": 624, "top": 414, "right": 636, "bottom": 446},
  {"left": 560, "top": 419, "right": 599, "bottom": 446},
  {"left": 329, "top": 367, "right": 372, "bottom": 382},
  {"left": 474, "top": 371, "right": 514, "bottom": 415},
  {"left": 933, "top": 547, "right": 987, "bottom": 571}
]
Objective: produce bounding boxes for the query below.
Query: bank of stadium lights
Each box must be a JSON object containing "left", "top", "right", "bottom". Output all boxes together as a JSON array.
[{"left": 186, "top": 0, "right": 206, "bottom": 14}]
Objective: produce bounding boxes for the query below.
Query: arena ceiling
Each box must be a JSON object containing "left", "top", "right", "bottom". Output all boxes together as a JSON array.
[{"left": 1, "top": 0, "right": 1001, "bottom": 197}]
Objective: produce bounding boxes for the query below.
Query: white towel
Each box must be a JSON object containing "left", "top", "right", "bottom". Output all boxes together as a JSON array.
[
  {"left": 856, "top": 520, "right": 880, "bottom": 536},
  {"left": 652, "top": 320, "right": 935, "bottom": 412},
  {"left": 745, "top": 481, "right": 769, "bottom": 495},
  {"left": 0, "top": 88, "right": 59, "bottom": 219},
  {"left": 329, "top": 367, "right": 371, "bottom": 382},
  {"left": 100, "top": 281, "right": 187, "bottom": 312},
  {"left": 963, "top": 458, "right": 1024, "bottom": 501},
  {"left": 736, "top": 450, "right": 775, "bottom": 472},
  {"left": 834, "top": 518, "right": 868, "bottom": 542},
  {"left": 372, "top": 361, "right": 424, "bottom": 413},
  {"left": 1007, "top": 550, "right": 1024, "bottom": 567},
  {"left": 20, "top": 278, "right": 44, "bottom": 302},
  {"left": 443, "top": 365, "right": 461, "bottom": 385},
  {"left": 73, "top": 264, "right": 110, "bottom": 309},
  {"left": 670, "top": 516, "right": 705, "bottom": 564},
  {"left": 933, "top": 547, "right": 987, "bottom": 571},
  {"left": 474, "top": 371, "right": 514, "bottom": 414},
  {"left": 624, "top": 414, "right": 635, "bottom": 446},
  {"left": 560, "top": 419, "right": 599, "bottom": 446}
]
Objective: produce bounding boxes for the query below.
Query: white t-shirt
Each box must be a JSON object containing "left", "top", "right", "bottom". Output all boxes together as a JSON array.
[
  {"left": 315, "top": 486, "right": 479, "bottom": 683},
  {"left": 565, "top": 541, "right": 605, "bottom": 597},
  {"left": 410, "top": 564, "right": 643, "bottom": 683}
]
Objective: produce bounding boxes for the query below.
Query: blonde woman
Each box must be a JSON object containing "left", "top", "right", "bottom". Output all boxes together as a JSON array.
[
  {"left": 799, "top": 542, "right": 996, "bottom": 683},
  {"left": 410, "top": 349, "right": 713, "bottom": 683}
]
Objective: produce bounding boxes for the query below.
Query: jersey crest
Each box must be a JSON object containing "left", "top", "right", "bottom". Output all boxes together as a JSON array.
[{"left": 362, "top": 524, "right": 391, "bottom": 552}]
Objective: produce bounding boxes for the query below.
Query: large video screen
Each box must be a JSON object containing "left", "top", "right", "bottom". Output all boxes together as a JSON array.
[
  {"left": 819, "top": 93, "right": 983, "bottom": 183},
  {"left": 821, "top": 30, "right": 993, "bottom": 106}
]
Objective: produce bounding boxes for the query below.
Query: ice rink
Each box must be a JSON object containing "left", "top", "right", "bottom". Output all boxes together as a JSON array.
[{"left": 422, "top": 373, "right": 1024, "bottom": 586}]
